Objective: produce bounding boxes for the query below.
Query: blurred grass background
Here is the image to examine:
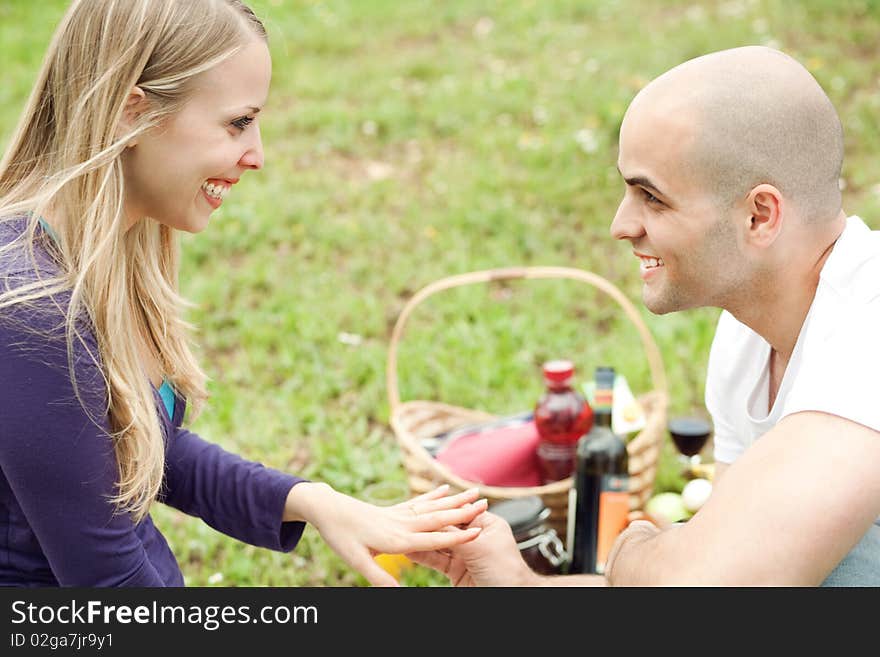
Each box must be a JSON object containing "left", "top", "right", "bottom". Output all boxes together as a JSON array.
[{"left": 1, "top": 0, "right": 878, "bottom": 586}]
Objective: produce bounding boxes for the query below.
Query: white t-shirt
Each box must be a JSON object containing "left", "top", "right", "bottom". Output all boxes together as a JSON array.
[{"left": 706, "top": 215, "right": 880, "bottom": 465}]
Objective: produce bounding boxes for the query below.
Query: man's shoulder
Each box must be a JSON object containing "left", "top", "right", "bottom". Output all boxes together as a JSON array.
[
  {"left": 706, "top": 310, "right": 766, "bottom": 385},
  {"left": 820, "top": 215, "right": 880, "bottom": 305}
]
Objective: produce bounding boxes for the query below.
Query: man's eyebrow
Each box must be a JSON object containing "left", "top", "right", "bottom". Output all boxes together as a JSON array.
[{"left": 617, "top": 165, "right": 667, "bottom": 198}]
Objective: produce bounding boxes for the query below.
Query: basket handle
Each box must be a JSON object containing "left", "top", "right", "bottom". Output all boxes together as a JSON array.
[{"left": 386, "top": 266, "right": 668, "bottom": 413}]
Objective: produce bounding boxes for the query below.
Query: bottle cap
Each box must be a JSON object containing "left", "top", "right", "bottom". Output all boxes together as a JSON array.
[
  {"left": 489, "top": 496, "right": 550, "bottom": 536},
  {"left": 542, "top": 359, "right": 574, "bottom": 383},
  {"left": 594, "top": 366, "right": 616, "bottom": 384}
]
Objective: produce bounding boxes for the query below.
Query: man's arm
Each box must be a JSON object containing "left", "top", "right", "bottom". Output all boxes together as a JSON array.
[
  {"left": 712, "top": 461, "right": 729, "bottom": 484},
  {"left": 606, "top": 411, "right": 880, "bottom": 585}
]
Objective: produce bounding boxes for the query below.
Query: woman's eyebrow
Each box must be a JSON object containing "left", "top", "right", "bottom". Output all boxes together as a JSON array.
[{"left": 228, "top": 106, "right": 262, "bottom": 115}]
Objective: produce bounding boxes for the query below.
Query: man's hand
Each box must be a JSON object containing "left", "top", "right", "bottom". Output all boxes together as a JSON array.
[
  {"left": 604, "top": 520, "right": 662, "bottom": 585},
  {"left": 406, "top": 511, "right": 542, "bottom": 586},
  {"left": 284, "top": 482, "right": 488, "bottom": 586}
]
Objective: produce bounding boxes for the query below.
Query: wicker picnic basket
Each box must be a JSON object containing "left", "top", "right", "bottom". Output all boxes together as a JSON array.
[{"left": 387, "top": 266, "right": 668, "bottom": 536}]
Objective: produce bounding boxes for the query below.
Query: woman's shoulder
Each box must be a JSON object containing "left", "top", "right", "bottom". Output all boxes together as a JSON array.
[
  {"left": 1, "top": 217, "right": 92, "bottom": 368},
  {"left": 0, "top": 215, "right": 62, "bottom": 280}
]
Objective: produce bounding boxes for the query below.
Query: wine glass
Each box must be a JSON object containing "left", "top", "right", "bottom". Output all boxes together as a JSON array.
[{"left": 667, "top": 416, "right": 713, "bottom": 478}]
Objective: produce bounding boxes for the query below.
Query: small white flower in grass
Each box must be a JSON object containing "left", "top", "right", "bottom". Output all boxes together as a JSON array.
[
  {"left": 208, "top": 572, "right": 224, "bottom": 585},
  {"left": 474, "top": 17, "right": 494, "bottom": 38},
  {"left": 685, "top": 6, "right": 706, "bottom": 22},
  {"left": 719, "top": 1, "right": 746, "bottom": 18},
  {"left": 488, "top": 57, "right": 507, "bottom": 75},
  {"left": 532, "top": 106, "right": 548, "bottom": 126},
  {"left": 405, "top": 140, "right": 423, "bottom": 163},
  {"left": 575, "top": 128, "right": 599, "bottom": 153},
  {"left": 338, "top": 332, "right": 363, "bottom": 346},
  {"left": 364, "top": 161, "right": 393, "bottom": 181}
]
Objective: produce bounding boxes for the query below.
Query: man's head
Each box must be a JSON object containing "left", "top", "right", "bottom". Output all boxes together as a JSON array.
[{"left": 610, "top": 46, "right": 844, "bottom": 315}]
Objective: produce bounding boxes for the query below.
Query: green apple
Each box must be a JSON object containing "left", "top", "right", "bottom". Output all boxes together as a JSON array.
[{"left": 645, "top": 492, "right": 690, "bottom": 526}]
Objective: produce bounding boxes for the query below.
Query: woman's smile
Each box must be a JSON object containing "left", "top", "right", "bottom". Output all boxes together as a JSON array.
[{"left": 199, "top": 178, "right": 237, "bottom": 209}]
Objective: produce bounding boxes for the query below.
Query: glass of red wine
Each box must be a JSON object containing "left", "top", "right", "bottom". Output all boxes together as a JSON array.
[{"left": 668, "top": 416, "right": 713, "bottom": 477}]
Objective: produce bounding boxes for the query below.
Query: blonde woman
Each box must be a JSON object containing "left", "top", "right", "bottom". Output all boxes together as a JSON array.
[{"left": 0, "top": 0, "right": 486, "bottom": 587}]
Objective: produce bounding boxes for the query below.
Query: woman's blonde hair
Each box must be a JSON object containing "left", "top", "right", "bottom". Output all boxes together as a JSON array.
[{"left": 0, "top": 0, "right": 266, "bottom": 521}]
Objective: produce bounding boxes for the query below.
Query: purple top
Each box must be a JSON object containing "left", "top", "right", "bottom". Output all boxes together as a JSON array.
[{"left": 0, "top": 217, "right": 307, "bottom": 586}]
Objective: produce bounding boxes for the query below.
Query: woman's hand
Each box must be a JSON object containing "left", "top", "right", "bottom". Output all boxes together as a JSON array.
[{"left": 284, "top": 482, "right": 488, "bottom": 586}]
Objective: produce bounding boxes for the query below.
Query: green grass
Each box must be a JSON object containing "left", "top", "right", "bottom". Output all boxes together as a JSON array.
[{"left": 2, "top": 0, "right": 879, "bottom": 586}]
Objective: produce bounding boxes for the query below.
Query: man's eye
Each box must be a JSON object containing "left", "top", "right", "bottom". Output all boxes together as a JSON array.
[
  {"left": 642, "top": 188, "right": 660, "bottom": 204},
  {"left": 231, "top": 116, "right": 254, "bottom": 131}
]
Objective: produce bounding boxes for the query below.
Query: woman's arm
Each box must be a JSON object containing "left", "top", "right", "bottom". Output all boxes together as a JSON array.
[
  {"left": 160, "top": 426, "right": 308, "bottom": 551},
  {"left": 0, "top": 310, "right": 169, "bottom": 586}
]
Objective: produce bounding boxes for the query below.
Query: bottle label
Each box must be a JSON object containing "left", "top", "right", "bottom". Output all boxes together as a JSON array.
[
  {"left": 596, "top": 473, "right": 630, "bottom": 574},
  {"left": 593, "top": 389, "right": 613, "bottom": 413}
]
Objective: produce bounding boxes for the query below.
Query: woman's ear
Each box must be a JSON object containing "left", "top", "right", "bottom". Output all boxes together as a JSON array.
[{"left": 116, "top": 87, "right": 147, "bottom": 147}]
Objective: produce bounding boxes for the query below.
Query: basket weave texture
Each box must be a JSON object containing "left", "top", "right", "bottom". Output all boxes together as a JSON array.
[{"left": 387, "top": 267, "right": 668, "bottom": 536}]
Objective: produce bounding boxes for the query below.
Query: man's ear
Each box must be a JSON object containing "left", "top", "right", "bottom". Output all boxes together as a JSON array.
[
  {"left": 745, "top": 184, "right": 784, "bottom": 249},
  {"left": 115, "top": 87, "right": 147, "bottom": 147}
]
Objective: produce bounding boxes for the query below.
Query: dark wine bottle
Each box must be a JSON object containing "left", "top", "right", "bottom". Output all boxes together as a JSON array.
[{"left": 568, "top": 367, "right": 629, "bottom": 574}]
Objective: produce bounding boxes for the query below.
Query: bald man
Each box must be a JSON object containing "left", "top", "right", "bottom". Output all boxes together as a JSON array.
[{"left": 410, "top": 46, "right": 880, "bottom": 586}]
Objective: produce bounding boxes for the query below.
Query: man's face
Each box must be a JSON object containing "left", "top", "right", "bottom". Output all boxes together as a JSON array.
[{"left": 610, "top": 101, "right": 744, "bottom": 314}]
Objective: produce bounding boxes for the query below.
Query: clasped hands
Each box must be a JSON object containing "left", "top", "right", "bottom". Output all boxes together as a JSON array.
[
  {"left": 287, "top": 481, "right": 657, "bottom": 586},
  {"left": 284, "top": 481, "right": 492, "bottom": 586}
]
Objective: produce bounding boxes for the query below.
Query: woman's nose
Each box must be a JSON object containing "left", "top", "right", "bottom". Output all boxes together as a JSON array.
[{"left": 239, "top": 125, "right": 264, "bottom": 170}]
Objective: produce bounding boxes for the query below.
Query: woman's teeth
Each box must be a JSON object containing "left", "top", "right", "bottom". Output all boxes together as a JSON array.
[{"left": 201, "top": 181, "right": 230, "bottom": 200}]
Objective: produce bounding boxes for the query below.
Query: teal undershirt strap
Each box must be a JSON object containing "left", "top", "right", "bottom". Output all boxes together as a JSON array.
[
  {"left": 158, "top": 380, "right": 176, "bottom": 420},
  {"left": 38, "top": 216, "right": 60, "bottom": 244}
]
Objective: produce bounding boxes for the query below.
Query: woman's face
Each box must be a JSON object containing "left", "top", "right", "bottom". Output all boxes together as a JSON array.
[{"left": 121, "top": 38, "right": 271, "bottom": 233}]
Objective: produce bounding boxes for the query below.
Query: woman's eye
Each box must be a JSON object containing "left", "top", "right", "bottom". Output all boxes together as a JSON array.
[{"left": 231, "top": 116, "right": 254, "bottom": 131}]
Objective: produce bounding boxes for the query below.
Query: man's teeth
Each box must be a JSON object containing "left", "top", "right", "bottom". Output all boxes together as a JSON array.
[
  {"left": 640, "top": 256, "right": 664, "bottom": 268},
  {"left": 201, "top": 181, "right": 230, "bottom": 199}
]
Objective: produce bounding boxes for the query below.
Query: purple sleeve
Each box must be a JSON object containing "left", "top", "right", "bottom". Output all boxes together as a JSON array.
[
  {"left": 160, "top": 428, "right": 308, "bottom": 551},
  {"left": 0, "top": 310, "right": 166, "bottom": 586}
]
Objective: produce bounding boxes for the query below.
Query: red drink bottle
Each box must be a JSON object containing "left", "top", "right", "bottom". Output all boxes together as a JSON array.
[{"left": 534, "top": 360, "right": 594, "bottom": 483}]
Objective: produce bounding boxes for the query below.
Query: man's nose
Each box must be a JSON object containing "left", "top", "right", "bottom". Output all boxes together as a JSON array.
[
  {"left": 239, "top": 124, "right": 264, "bottom": 170},
  {"left": 609, "top": 196, "right": 644, "bottom": 241}
]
